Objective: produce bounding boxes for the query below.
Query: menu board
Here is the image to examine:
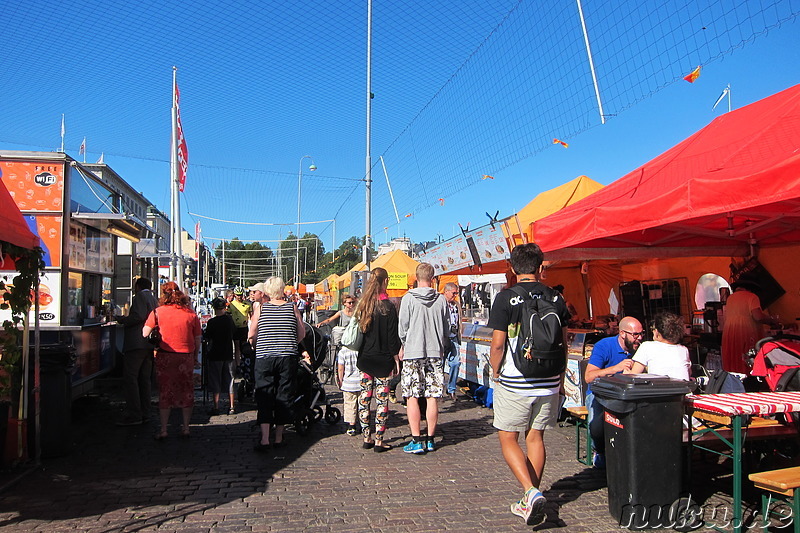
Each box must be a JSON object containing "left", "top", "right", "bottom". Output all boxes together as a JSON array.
[
  {"left": 69, "top": 223, "right": 87, "bottom": 270},
  {"left": 419, "top": 225, "right": 511, "bottom": 275},
  {"left": 469, "top": 225, "right": 511, "bottom": 264},
  {"left": 419, "top": 236, "right": 472, "bottom": 276}
]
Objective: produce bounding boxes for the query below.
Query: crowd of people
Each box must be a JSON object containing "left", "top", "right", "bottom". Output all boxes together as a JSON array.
[{"left": 112, "top": 240, "right": 781, "bottom": 526}]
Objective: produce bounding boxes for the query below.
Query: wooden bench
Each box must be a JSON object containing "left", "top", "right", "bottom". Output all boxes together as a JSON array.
[
  {"left": 686, "top": 414, "right": 798, "bottom": 444},
  {"left": 748, "top": 466, "right": 800, "bottom": 532},
  {"left": 565, "top": 406, "right": 592, "bottom": 466}
]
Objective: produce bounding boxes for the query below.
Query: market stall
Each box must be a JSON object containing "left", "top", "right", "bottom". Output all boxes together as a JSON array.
[{"left": 0, "top": 152, "right": 147, "bottom": 400}]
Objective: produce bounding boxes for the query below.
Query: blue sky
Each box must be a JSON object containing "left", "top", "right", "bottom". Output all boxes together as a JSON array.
[{"left": 1, "top": 0, "right": 798, "bottom": 256}]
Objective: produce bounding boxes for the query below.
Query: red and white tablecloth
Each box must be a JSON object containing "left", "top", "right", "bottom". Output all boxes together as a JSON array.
[{"left": 687, "top": 391, "right": 800, "bottom": 416}]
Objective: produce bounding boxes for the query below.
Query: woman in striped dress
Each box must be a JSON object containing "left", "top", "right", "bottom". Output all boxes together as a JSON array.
[{"left": 248, "top": 276, "right": 305, "bottom": 450}]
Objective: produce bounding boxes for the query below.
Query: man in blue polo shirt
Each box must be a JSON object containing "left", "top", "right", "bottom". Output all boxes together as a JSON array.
[{"left": 584, "top": 316, "right": 643, "bottom": 468}]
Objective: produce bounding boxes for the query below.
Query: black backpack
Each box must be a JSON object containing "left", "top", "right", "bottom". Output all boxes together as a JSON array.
[{"left": 507, "top": 284, "right": 566, "bottom": 378}]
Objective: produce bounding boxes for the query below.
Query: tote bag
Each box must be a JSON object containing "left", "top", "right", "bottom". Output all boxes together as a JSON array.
[{"left": 341, "top": 313, "right": 363, "bottom": 350}]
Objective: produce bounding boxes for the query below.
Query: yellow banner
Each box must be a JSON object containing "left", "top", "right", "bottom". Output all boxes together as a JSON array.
[{"left": 387, "top": 272, "right": 407, "bottom": 290}]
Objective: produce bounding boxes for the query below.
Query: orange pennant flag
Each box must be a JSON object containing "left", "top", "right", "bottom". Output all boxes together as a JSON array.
[
  {"left": 552, "top": 138, "right": 568, "bottom": 148},
  {"left": 405, "top": 213, "right": 412, "bottom": 218},
  {"left": 482, "top": 174, "right": 494, "bottom": 180},
  {"left": 683, "top": 65, "right": 701, "bottom": 83}
]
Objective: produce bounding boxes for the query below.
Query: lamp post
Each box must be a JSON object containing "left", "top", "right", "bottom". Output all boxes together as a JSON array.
[{"left": 296, "top": 155, "right": 316, "bottom": 288}]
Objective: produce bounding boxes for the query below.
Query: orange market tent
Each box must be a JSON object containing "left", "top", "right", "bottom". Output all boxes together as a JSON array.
[{"left": 504, "top": 175, "right": 605, "bottom": 246}]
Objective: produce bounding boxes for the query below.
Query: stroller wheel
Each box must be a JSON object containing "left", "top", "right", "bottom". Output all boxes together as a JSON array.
[
  {"left": 312, "top": 406, "right": 324, "bottom": 422},
  {"left": 325, "top": 407, "right": 342, "bottom": 424}
]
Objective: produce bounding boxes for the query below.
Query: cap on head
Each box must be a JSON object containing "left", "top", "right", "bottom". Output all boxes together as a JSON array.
[
  {"left": 211, "top": 297, "right": 227, "bottom": 310},
  {"left": 248, "top": 282, "right": 266, "bottom": 294}
]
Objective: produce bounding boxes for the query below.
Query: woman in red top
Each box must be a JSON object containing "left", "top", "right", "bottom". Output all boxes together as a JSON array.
[{"left": 143, "top": 282, "right": 202, "bottom": 440}]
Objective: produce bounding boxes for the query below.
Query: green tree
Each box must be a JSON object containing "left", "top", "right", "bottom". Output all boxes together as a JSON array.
[{"left": 214, "top": 239, "right": 274, "bottom": 288}]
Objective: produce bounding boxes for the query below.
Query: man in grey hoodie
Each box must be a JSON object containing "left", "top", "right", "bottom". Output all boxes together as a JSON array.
[{"left": 398, "top": 262, "right": 449, "bottom": 454}]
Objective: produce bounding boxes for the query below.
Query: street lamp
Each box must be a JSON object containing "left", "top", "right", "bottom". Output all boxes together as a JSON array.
[{"left": 296, "top": 155, "right": 316, "bottom": 288}]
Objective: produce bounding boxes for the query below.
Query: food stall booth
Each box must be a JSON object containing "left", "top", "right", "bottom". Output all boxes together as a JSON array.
[
  {"left": 0, "top": 152, "right": 147, "bottom": 399},
  {"left": 531, "top": 84, "right": 800, "bottom": 532},
  {"left": 421, "top": 176, "right": 606, "bottom": 395}
]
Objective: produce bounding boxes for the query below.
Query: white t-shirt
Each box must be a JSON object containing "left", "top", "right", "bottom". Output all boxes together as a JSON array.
[{"left": 632, "top": 341, "right": 691, "bottom": 381}]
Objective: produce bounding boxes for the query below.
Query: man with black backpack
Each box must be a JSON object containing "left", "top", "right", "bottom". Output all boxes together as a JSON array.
[{"left": 488, "top": 243, "right": 571, "bottom": 526}]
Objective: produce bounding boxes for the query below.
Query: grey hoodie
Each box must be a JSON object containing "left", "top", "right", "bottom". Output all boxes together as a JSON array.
[{"left": 398, "top": 287, "right": 449, "bottom": 360}]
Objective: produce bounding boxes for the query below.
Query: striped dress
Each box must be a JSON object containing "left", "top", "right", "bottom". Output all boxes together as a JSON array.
[{"left": 255, "top": 302, "right": 297, "bottom": 358}]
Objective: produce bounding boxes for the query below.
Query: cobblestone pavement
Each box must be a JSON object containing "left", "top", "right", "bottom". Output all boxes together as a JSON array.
[{"left": 0, "top": 378, "right": 793, "bottom": 532}]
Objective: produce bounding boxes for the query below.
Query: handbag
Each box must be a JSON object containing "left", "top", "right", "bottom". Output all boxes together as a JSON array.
[
  {"left": 341, "top": 313, "right": 363, "bottom": 350},
  {"left": 147, "top": 309, "right": 162, "bottom": 348}
]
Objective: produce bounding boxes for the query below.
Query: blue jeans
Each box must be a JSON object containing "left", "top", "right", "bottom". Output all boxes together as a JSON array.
[
  {"left": 586, "top": 390, "right": 605, "bottom": 455},
  {"left": 445, "top": 339, "right": 460, "bottom": 394}
]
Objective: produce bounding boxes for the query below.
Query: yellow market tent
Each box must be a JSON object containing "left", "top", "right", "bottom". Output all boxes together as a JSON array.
[
  {"left": 503, "top": 175, "right": 605, "bottom": 246},
  {"left": 336, "top": 249, "right": 420, "bottom": 298}
]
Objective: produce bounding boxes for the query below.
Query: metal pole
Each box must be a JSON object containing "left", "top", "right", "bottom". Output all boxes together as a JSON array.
[
  {"left": 170, "top": 68, "right": 178, "bottom": 282},
  {"left": 364, "top": 0, "right": 373, "bottom": 268},
  {"left": 296, "top": 155, "right": 316, "bottom": 288},
  {"left": 576, "top": 0, "right": 605, "bottom": 125}
]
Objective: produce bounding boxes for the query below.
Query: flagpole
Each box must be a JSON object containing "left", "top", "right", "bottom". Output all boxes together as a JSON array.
[
  {"left": 170, "top": 66, "right": 184, "bottom": 287},
  {"left": 364, "top": 0, "right": 373, "bottom": 269},
  {"left": 60, "top": 115, "right": 65, "bottom": 153}
]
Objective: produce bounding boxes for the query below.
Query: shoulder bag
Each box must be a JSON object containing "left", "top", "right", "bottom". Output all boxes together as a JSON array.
[
  {"left": 341, "top": 312, "right": 363, "bottom": 350},
  {"left": 147, "top": 308, "right": 162, "bottom": 348}
]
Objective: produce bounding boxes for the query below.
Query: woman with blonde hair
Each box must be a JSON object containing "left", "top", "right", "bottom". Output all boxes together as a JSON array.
[
  {"left": 143, "top": 282, "right": 202, "bottom": 440},
  {"left": 248, "top": 276, "right": 305, "bottom": 450},
  {"left": 355, "top": 267, "right": 401, "bottom": 452}
]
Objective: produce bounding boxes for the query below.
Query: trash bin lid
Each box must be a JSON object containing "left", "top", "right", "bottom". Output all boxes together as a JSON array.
[{"left": 592, "top": 374, "right": 696, "bottom": 401}]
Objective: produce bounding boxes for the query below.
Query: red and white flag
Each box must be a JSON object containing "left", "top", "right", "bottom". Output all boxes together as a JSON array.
[
  {"left": 175, "top": 82, "right": 189, "bottom": 192},
  {"left": 79, "top": 137, "right": 86, "bottom": 155},
  {"left": 194, "top": 221, "right": 201, "bottom": 259}
]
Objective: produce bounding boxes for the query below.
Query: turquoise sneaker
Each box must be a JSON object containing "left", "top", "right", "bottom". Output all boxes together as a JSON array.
[
  {"left": 426, "top": 437, "right": 436, "bottom": 452},
  {"left": 403, "top": 439, "right": 426, "bottom": 454}
]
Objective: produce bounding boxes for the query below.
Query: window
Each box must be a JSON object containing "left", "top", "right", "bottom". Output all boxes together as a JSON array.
[{"left": 695, "top": 273, "right": 730, "bottom": 310}]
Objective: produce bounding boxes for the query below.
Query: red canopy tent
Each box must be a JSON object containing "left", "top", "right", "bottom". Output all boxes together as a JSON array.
[
  {"left": 0, "top": 177, "right": 39, "bottom": 251},
  {"left": 534, "top": 84, "right": 800, "bottom": 260}
]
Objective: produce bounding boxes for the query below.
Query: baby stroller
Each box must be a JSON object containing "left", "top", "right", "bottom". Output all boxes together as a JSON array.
[
  {"left": 291, "top": 322, "right": 342, "bottom": 434},
  {"left": 750, "top": 333, "right": 800, "bottom": 399},
  {"left": 236, "top": 337, "right": 256, "bottom": 403}
]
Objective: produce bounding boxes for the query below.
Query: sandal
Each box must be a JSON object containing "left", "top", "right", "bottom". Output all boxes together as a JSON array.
[
  {"left": 179, "top": 426, "right": 191, "bottom": 439},
  {"left": 154, "top": 432, "right": 168, "bottom": 441},
  {"left": 373, "top": 443, "right": 392, "bottom": 453},
  {"left": 362, "top": 440, "right": 375, "bottom": 450}
]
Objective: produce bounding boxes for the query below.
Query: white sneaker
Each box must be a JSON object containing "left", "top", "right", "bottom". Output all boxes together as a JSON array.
[{"left": 510, "top": 487, "right": 546, "bottom": 525}]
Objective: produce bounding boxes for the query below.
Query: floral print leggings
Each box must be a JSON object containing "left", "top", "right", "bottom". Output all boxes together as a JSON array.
[{"left": 358, "top": 373, "right": 390, "bottom": 441}]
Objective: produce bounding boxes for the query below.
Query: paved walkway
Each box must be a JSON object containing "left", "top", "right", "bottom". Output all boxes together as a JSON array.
[{"left": 0, "top": 379, "right": 790, "bottom": 532}]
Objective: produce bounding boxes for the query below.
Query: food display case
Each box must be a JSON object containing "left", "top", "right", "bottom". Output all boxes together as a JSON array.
[
  {"left": 459, "top": 322, "right": 495, "bottom": 387},
  {"left": 563, "top": 329, "right": 607, "bottom": 408}
]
